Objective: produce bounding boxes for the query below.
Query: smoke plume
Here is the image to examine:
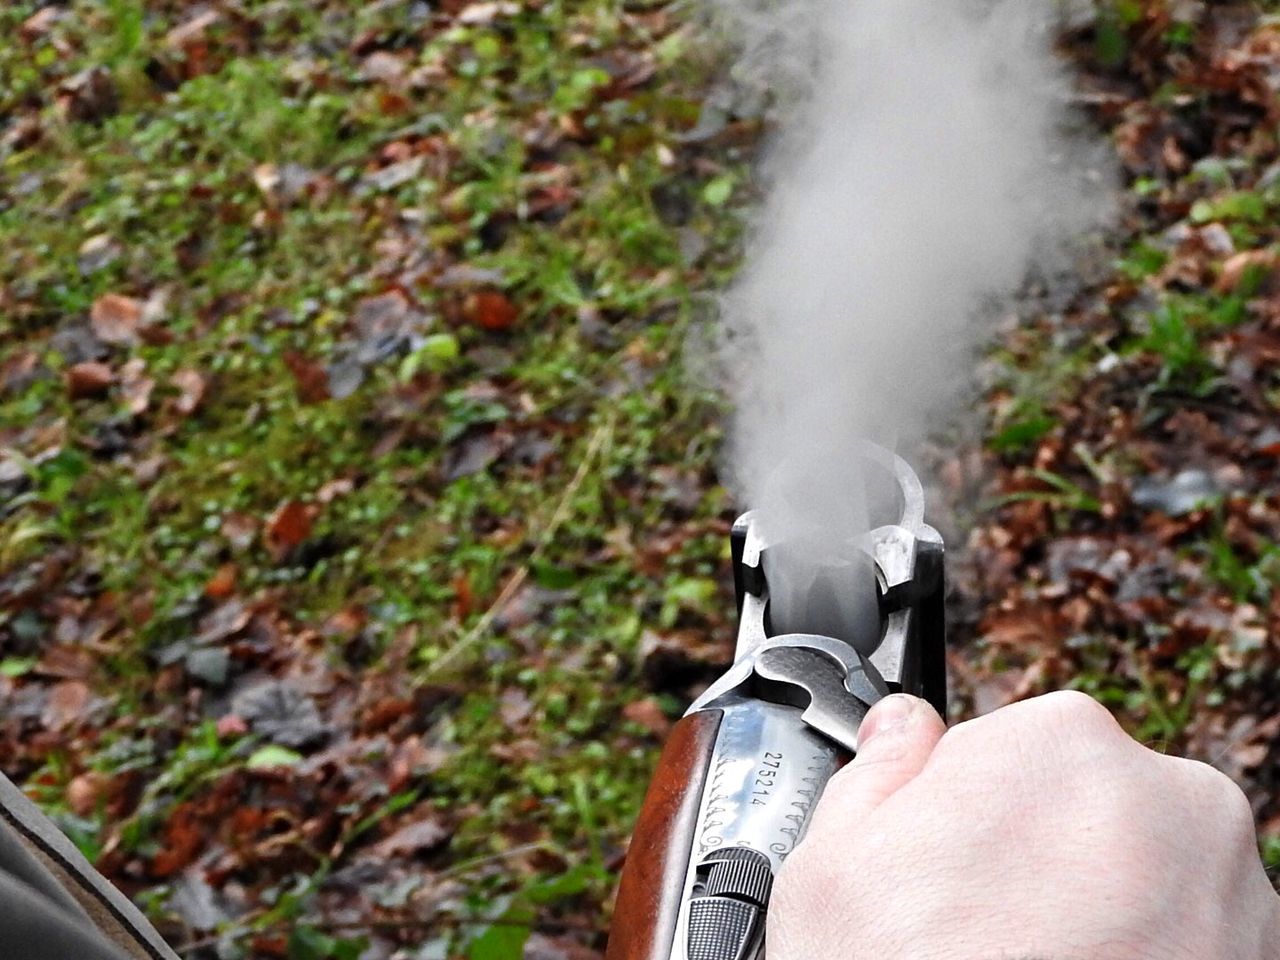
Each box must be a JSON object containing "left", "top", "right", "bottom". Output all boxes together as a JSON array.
[{"left": 709, "top": 0, "right": 1112, "bottom": 640}]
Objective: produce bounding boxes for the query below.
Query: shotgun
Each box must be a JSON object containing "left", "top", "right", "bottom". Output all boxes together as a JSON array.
[{"left": 606, "top": 443, "right": 947, "bottom": 960}]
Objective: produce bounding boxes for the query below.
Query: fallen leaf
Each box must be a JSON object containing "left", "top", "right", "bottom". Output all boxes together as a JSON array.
[
  {"left": 152, "top": 805, "right": 204, "bottom": 877},
  {"left": 361, "top": 51, "right": 407, "bottom": 84},
  {"left": 57, "top": 67, "right": 117, "bottom": 123},
  {"left": 43, "top": 680, "right": 92, "bottom": 730},
  {"left": 253, "top": 162, "right": 281, "bottom": 199},
  {"left": 457, "top": 1, "right": 520, "bottom": 25},
  {"left": 622, "top": 697, "right": 672, "bottom": 737},
  {"left": 90, "top": 293, "right": 142, "bottom": 344},
  {"left": 66, "top": 361, "right": 113, "bottom": 398},
  {"left": 444, "top": 429, "right": 511, "bottom": 480},
  {"left": 1216, "top": 249, "right": 1278, "bottom": 293},
  {"left": 168, "top": 868, "right": 227, "bottom": 933},
  {"left": 363, "top": 156, "right": 425, "bottom": 192},
  {"left": 246, "top": 744, "right": 302, "bottom": 770},
  {"left": 119, "top": 358, "right": 155, "bottom": 415},
  {"left": 195, "top": 599, "right": 251, "bottom": 645},
  {"left": 171, "top": 368, "right": 206, "bottom": 415},
  {"left": 216, "top": 714, "right": 249, "bottom": 738},
  {"left": 66, "top": 772, "right": 107, "bottom": 816},
  {"left": 164, "top": 9, "right": 221, "bottom": 48},
  {"left": 352, "top": 290, "right": 424, "bottom": 363},
  {"left": 20, "top": 6, "right": 61, "bottom": 41},
  {"left": 204, "top": 563, "right": 237, "bottom": 600},
  {"left": 284, "top": 350, "right": 330, "bottom": 404},
  {"left": 463, "top": 289, "right": 518, "bottom": 331},
  {"left": 78, "top": 234, "right": 121, "bottom": 274},
  {"left": 264, "top": 501, "right": 314, "bottom": 558},
  {"left": 221, "top": 512, "right": 258, "bottom": 551},
  {"left": 372, "top": 816, "right": 451, "bottom": 859},
  {"left": 231, "top": 680, "right": 329, "bottom": 749}
]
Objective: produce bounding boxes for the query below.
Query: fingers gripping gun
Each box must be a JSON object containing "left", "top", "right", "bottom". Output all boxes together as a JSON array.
[{"left": 606, "top": 445, "right": 946, "bottom": 960}]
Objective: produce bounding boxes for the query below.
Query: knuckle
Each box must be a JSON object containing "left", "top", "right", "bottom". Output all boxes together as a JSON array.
[
  {"left": 1033, "top": 689, "right": 1121, "bottom": 732},
  {"left": 933, "top": 691, "right": 1119, "bottom": 761},
  {"left": 930, "top": 714, "right": 990, "bottom": 758},
  {"left": 1188, "top": 760, "right": 1255, "bottom": 835}
]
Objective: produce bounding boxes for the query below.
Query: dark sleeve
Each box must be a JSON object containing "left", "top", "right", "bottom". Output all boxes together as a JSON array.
[{"left": 0, "top": 772, "right": 180, "bottom": 960}]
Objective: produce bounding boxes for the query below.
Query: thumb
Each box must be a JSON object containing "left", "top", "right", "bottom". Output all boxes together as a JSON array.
[{"left": 807, "top": 694, "right": 946, "bottom": 830}]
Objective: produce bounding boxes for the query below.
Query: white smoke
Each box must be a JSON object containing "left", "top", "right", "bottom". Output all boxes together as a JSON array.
[{"left": 709, "top": 0, "right": 1113, "bottom": 638}]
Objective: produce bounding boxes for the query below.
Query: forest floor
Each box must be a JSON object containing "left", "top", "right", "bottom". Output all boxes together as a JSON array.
[{"left": 2, "top": 2, "right": 1280, "bottom": 959}]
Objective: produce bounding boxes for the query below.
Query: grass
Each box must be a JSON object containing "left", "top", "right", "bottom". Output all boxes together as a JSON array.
[
  {"left": 1, "top": 0, "right": 745, "bottom": 954},
  {"left": 4, "top": 1, "right": 1280, "bottom": 953}
]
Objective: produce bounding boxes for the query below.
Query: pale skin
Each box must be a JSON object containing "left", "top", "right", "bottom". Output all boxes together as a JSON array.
[{"left": 770, "top": 690, "right": 1280, "bottom": 960}]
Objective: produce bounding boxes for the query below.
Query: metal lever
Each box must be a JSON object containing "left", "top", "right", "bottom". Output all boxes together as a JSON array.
[
  {"left": 688, "top": 634, "right": 889, "bottom": 754},
  {"left": 753, "top": 646, "right": 878, "bottom": 754}
]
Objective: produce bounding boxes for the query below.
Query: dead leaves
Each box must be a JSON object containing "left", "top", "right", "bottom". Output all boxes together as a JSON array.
[
  {"left": 231, "top": 680, "right": 330, "bottom": 749},
  {"left": 463, "top": 289, "right": 519, "bottom": 331},
  {"left": 371, "top": 814, "right": 451, "bottom": 860},
  {"left": 284, "top": 350, "right": 331, "bottom": 404},
  {"left": 265, "top": 501, "right": 316, "bottom": 560},
  {"left": 171, "top": 368, "right": 206, "bottom": 416},
  {"left": 89, "top": 293, "right": 141, "bottom": 344},
  {"left": 65, "top": 361, "right": 113, "bottom": 398}
]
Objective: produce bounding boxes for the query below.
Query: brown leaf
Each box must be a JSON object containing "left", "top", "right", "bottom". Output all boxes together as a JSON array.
[
  {"left": 372, "top": 815, "right": 451, "bottom": 859},
  {"left": 57, "top": 67, "right": 118, "bottom": 123},
  {"left": 152, "top": 804, "right": 205, "bottom": 877},
  {"left": 66, "top": 772, "right": 108, "bottom": 817},
  {"left": 284, "top": 350, "right": 330, "bottom": 404},
  {"left": 165, "top": 10, "right": 221, "bottom": 48},
  {"left": 119, "top": 358, "right": 154, "bottom": 415},
  {"left": 171, "top": 368, "right": 206, "bottom": 415},
  {"left": 622, "top": 697, "right": 672, "bottom": 737},
  {"left": 253, "top": 162, "right": 281, "bottom": 199},
  {"left": 638, "top": 629, "right": 731, "bottom": 687},
  {"left": 195, "top": 599, "right": 252, "bottom": 645},
  {"left": 66, "top": 361, "right": 113, "bottom": 398},
  {"left": 1216, "top": 249, "right": 1278, "bottom": 293},
  {"left": 90, "top": 293, "right": 142, "bottom": 344},
  {"left": 499, "top": 688, "right": 533, "bottom": 727},
  {"left": 457, "top": 1, "right": 520, "bottom": 25},
  {"left": 360, "top": 51, "right": 407, "bottom": 85},
  {"left": 216, "top": 714, "right": 249, "bottom": 738},
  {"left": 265, "top": 501, "right": 314, "bottom": 558},
  {"left": 43, "top": 680, "right": 92, "bottom": 731},
  {"left": 20, "top": 6, "right": 61, "bottom": 41},
  {"left": 1, "top": 350, "right": 40, "bottom": 395},
  {"left": 204, "top": 563, "right": 238, "bottom": 600},
  {"left": 464, "top": 289, "right": 518, "bottom": 331},
  {"left": 221, "top": 512, "right": 259, "bottom": 551}
]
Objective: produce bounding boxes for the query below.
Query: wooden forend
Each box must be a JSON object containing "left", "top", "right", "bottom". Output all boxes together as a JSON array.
[{"left": 605, "top": 709, "right": 723, "bottom": 960}]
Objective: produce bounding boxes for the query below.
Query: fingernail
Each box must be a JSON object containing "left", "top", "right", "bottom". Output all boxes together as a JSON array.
[{"left": 859, "top": 695, "right": 918, "bottom": 746}]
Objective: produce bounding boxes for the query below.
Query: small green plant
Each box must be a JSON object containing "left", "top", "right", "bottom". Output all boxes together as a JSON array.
[
  {"left": 1201, "top": 518, "right": 1280, "bottom": 604},
  {"left": 996, "top": 468, "right": 1102, "bottom": 515},
  {"left": 990, "top": 398, "right": 1056, "bottom": 454},
  {"left": 1137, "top": 301, "right": 1212, "bottom": 387},
  {"left": 1264, "top": 834, "right": 1280, "bottom": 883}
]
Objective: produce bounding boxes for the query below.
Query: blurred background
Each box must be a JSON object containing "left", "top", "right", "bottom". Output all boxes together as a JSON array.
[{"left": 1, "top": 1, "right": 1279, "bottom": 958}]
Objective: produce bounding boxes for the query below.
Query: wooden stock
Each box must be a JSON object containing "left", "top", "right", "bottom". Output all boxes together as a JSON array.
[{"left": 605, "top": 709, "right": 722, "bottom": 960}]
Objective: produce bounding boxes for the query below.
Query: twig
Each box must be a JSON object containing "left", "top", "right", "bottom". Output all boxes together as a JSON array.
[{"left": 427, "top": 410, "right": 617, "bottom": 676}]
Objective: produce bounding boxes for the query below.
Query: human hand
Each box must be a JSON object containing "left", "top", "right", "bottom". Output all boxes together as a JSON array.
[{"left": 770, "top": 690, "right": 1280, "bottom": 960}]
